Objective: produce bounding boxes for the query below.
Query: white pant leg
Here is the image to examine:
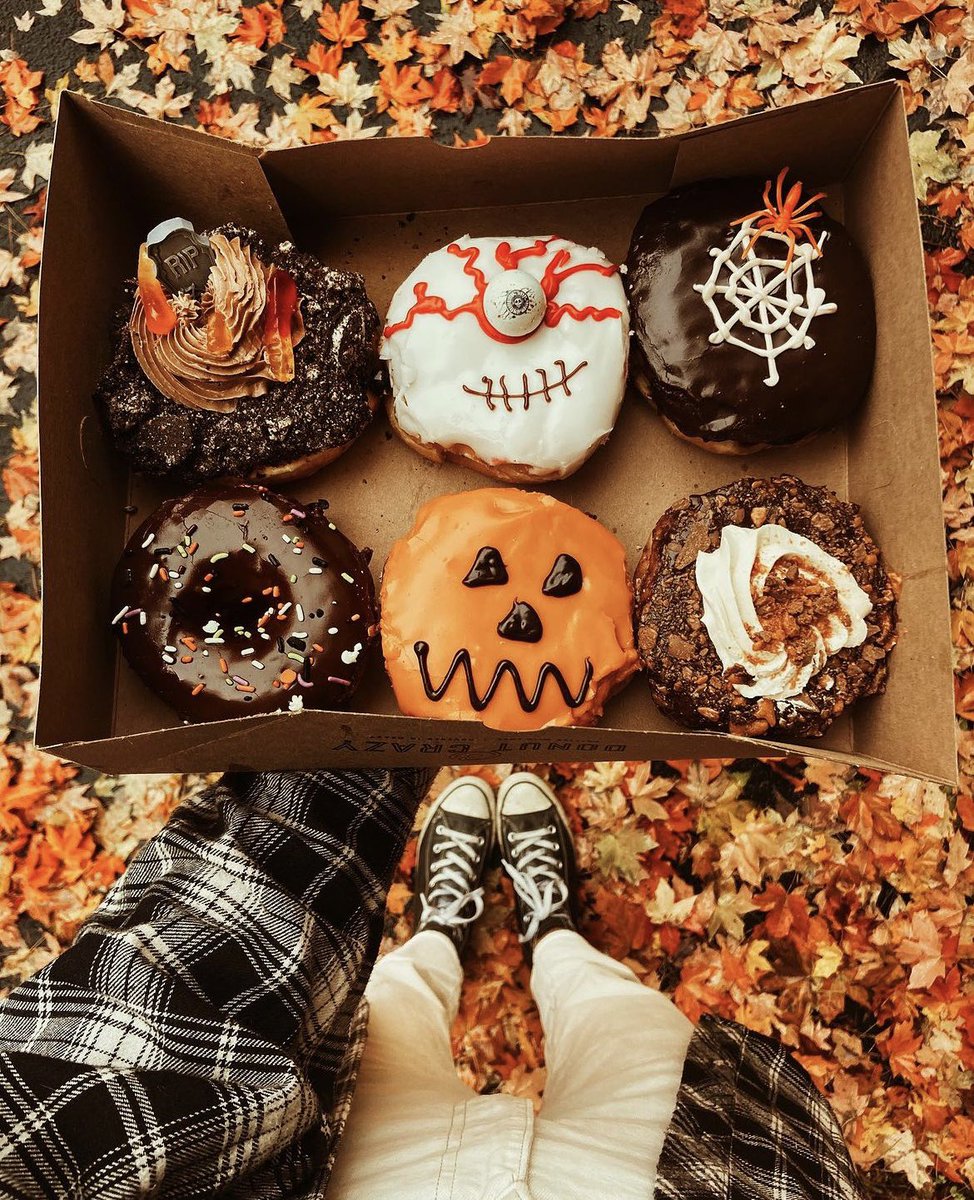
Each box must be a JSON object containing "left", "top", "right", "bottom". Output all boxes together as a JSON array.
[
  {"left": 328, "top": 931, "right": 475, "bottom": 1199},
  {"left": 527, "top": 930, "right": 694, "bottom": 1200}
]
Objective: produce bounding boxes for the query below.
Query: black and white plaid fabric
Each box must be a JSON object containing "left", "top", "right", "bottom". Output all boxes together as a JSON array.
[
  {"left": 657, "top": 1014, "right": 864, "bottom": 1200},
  {"left": 0, "top": 768, "right": 431, "bottom": 1198},
  {"left": 0, "top": 767, "right": 863, "bottom": 1199}
]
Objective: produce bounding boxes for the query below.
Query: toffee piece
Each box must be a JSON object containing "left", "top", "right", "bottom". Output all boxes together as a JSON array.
[
  {"left": 97, "top": 222, "right": 380, "bottom": 484},
  {"left": 624, "top": 171, "right": 876, "bottom": 454},
  {"left": 381, "top": 488, "right": 639, "bottom": 731},
  {"left": 111, "top": 482, "right": 377, "bottom": 722},
  {"left": 633, "top": 475, "right": 897, "bottom": 739}
]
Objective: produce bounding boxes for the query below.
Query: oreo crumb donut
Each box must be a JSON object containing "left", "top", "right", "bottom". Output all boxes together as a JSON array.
[
  {"left": 624, "top": 171, "right": 875, "bottom": 454},
  {"left": 97, "top": 219, "right": 380, "bottom": 484},
  {"left": 111, "top": 482, "right": 377, "bottom": 722},
  {"left": 633, "top": 475, "right": 897, "bottom": 739},
  {"left": 382, "top": 236, "right": 630, "bottom": 482},
  {"left": 381, "top": 488, "right": 639, "bottom": 730}
]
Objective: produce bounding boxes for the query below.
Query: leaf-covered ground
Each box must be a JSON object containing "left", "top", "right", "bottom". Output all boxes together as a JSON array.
[{"left": 1, "top": 2, "right": 973, "bottom": 1197}]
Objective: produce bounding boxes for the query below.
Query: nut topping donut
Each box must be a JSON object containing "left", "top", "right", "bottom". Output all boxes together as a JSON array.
[
  {"left": 381, "top": 488, "right": 639, "bottom": 730},
  {"left": 111, "top": 482, "right": 377, "bottom": 722},
  {"left": 97, "top": 220, "right": 380, "bottom": 485},
  {"left": 634, "top": 475, "right": 897, "bottom": 739},
  {"left": 382, "top": 236, "right": 630, "bottom": 482}
]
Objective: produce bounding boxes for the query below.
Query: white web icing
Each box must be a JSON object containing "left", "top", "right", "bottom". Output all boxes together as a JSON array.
[{"left": 693, "top": 222, "right": 836, "bottom": 387}]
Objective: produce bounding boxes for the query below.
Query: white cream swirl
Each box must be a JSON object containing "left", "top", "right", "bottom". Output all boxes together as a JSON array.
[{"left": 695, "top": 524, "right": 872, "bottom": 702}]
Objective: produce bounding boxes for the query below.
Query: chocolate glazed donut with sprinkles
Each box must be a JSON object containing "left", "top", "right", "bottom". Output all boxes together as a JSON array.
[{"left": 111, "top": 482, "right": 377, "bottom": 722}]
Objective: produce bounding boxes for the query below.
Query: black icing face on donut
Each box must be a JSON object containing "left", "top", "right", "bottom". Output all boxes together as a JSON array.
[
  {"left": 111, "top": 483, "right": 377, "bottom": 722},
  {"left": 413, "top": 543, "right": 595, "bottom": 713},
  {"left": 381, "top": 236, "right": 631, "bottom": 477},
  {"left": 380, "top": 489, "right": 639, "bottom": 732}
]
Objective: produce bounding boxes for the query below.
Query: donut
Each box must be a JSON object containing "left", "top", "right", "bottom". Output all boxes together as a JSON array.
[
  {"left": 380, "top": 488, "right": 639, "bottom": 730},
  {"left": 381, "top": 236, "right": 630, "bottom": 482},
  {"left": 624, "top": 171, "right": 875, "bottom": 454},
  {"left": 633, "top": 475, "right": 897, "bottom": 739},
  {"left": 97, "top": 220, "right": 380, "bottom": 484},
  {"left": 111, "top": 482, "right": 377, "bottom": 722}
]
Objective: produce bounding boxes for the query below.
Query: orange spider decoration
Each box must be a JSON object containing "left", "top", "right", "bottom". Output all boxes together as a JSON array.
[{"left": 731, "top": 167, "right": 827, "bottom": 269}]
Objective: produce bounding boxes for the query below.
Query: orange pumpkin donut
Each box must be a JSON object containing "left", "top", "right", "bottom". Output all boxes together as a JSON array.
[{"left": 380, "top": 488, "right": 639, "bottom": 731}]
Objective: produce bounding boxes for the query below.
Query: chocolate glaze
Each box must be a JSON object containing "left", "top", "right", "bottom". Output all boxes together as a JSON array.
[
  {"left": 497, "top": 600, "right": 543, "bottom": 643},
  {"left": 414, "top": 642, "right": 593, "bottom": 713},
  {"left": 97, "top": 225, "right": 380, "bottom": 484},
  {"left": 463, "top": 546, "right": 508, "bottom": 588},
  {"left": 111, "top": 482, "right": 377, "bottom": 722},
  {"left": 542, "top": 553, "right": 583, "bottom": 597},
  {"left": 624, "top": 179, "right": 876, "bottom": 448}
]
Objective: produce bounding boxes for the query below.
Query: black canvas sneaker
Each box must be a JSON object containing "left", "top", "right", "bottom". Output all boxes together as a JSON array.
[
  {"left": 496, "top": 771, "right": 580, "bottom": 957},
  {"left": 413, "top": 775, "right": 495, "bottom": 954}
]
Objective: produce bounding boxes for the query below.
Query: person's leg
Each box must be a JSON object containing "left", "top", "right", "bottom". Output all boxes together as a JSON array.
[
  {"left": 496, "top": 772, "right": 693, "bottom": 1200},
  {"left": 531, "top": 930, "right": 693, "bottom": 1119},
  {"left": 328, "top": 777, "right": 495, "bottom": 1199},
  {"left": 355, "top": 929, "right": 473, "bottom": 1100}
]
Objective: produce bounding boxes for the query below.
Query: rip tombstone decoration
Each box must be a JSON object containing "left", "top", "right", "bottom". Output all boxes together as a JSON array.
[{"left": 35, "top": 84, "right": 956, "bottom": 782}]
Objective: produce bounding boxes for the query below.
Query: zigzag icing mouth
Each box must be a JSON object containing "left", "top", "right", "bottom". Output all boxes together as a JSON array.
[
  {"left": 461, "top": 359, "right": 588, "bottom": 413},
  {"left": 414, "top": 641, "right": 593, "bottom": 713}
]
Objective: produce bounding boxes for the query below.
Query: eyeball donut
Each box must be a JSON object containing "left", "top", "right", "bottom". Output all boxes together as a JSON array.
[{"left": 381, "top": 236, "right": 630, "bottom": 482}]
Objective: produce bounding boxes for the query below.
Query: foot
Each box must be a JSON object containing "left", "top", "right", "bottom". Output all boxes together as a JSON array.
[
  {"left": 413, "top": 775, "right": 495, "bottom": 954},
  {"left": 496, "top": 772, "right": 579, "bottom": 956}
]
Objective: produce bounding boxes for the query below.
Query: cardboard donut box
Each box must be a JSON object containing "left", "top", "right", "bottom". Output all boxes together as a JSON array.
[{"left": 35, "top": 82, "right": 957, "bottom": 783}]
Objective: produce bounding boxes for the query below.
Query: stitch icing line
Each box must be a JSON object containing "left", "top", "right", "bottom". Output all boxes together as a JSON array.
[
  {"left": 461, "top": 359, "right": 588, "bottom": 412},
  {"left": 693, "top": 223, "right": 836, "bottom": 387}
]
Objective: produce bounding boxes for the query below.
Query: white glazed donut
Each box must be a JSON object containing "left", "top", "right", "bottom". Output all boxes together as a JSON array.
[{"left": 381, "top": 235, "right": 630, "bottom": 482}]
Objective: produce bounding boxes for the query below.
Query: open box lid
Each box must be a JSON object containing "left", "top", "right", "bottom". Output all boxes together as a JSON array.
[{"left": 35, "top": 84, "right": 958, "bottom": 784}]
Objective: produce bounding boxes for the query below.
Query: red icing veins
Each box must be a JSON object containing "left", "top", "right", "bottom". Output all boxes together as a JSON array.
[{"left": 384, "top": 239, "right": 622, "bottom": 344}]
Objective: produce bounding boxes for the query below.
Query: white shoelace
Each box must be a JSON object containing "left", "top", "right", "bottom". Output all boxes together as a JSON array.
[
  {"left": 502, "top": 823, "right": 568, "bottom": 943},
  {"left": 419, "top": 823, "right": 486, "bottom": 930}
]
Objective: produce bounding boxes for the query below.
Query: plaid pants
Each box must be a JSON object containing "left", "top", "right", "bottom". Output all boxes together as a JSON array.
[{"left": 0, "top": 768, "right": 865, "bottom": 1200}]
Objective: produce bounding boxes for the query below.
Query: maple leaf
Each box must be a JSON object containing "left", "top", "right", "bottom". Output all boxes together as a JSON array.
[
  {"left": 0, "top": 169, "right": 26, "bottom": 205},
  {"left": 318, "top": 61, "right": 375, "bottom": 109},
  {"left": 362, "top": 0, "right": 417, "bottom": 14},
  {"left": 430, "top": 65, "right": 462, "bottom": 112},
  {"left": 427, "top": 0, "right": 483, "bottom": 65},
  {"left": 267, "top": 53, "right": 306, "bottom": 100},
  {"left": 286, "top": 93, "right": 337, "bottom": 142},
  {"left": 318, "top": 0, "right": 367, "bottom": 47},
  {"left": 376, "top": 62, "right": 433, "bottom": 112},
  {"left": 909, "top": 129, "right": 960, "bottom": 202},
  {"left": 296, "top": 42, "right": 344, "bottom": 77},
  {"left": 234, "top": 6, "right": 269, "bottom": 48},
  {"left": 647, "top": 876, "right": 696, "bottom": 926},
  {"left": 593, "top": 827, "right": 657, "bottom": 883},
  {"left": 69, "top": 0, "right": 125, "bottom": 47}
]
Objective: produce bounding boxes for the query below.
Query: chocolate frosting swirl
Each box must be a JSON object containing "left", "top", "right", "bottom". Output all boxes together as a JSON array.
[{"left": 129, "top": 234, "right": 304, "bottom": 414}]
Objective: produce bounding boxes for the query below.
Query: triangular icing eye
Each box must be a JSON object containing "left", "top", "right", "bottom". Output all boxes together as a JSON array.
[
  {"left": 463, "top": 546, "right": 508, "bottom": 588},
  {"left": 542, "top": 553, "right": 583, "bottom": 597}
]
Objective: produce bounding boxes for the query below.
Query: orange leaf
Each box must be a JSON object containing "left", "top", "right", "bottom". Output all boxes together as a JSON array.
[
  {"left": 234, "top": 6, "right": 269, "bottom": 47},
  {"left": 429, "top": 66, "right": 461, "bottom": 113},
  {"left": 295, "top": 42, "right": 343, "bottom": 78},
  {"left": 377, "top": 63, "right": 434, "bottom": 113},
  {"left": 318, "top": 0, "right": 367, "bottom": 48}
]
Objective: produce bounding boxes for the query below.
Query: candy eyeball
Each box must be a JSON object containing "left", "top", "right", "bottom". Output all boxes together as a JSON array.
[{"left": 483, "top": 269, "right": 546, "bottom": 337}]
